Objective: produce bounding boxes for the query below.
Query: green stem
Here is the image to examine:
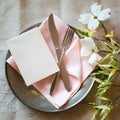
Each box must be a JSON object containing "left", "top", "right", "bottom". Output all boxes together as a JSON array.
[{"left": 100, "top": 22, "right": 107, "bottom": 35}]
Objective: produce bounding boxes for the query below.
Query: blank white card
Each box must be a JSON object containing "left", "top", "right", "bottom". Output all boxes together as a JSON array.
[{"left": 6, "top": 27, "right": 59, "bottom": 86}]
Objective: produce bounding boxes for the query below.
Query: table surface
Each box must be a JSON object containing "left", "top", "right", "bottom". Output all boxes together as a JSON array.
[{"left": 0, "top": 0, "right": 120, "bottom": 120}]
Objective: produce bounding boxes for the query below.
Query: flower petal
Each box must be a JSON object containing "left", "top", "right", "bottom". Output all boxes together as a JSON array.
[
  {"left": 81, "top": 37, "right": 96, "bottom": 56},
  {"left": 90, "top": 3, "right": 102, "bottom": 16},
  {"left": 93, "top": 45, "right": 99, "bottom": 52},
  {"left": 88, "top": 53, "right": 98, "bottom": 65},
  {"left": 81, "top": 47, "right": 90, "bottom": 56},
  {"left": 81, "top": 37, "right": 95, "bottom": 47},
  {"left": 79, "top": 13, "right": 92, "bottom": 24},
  {"left": 98, "top": 8, "right": 111, "bottom": 21},
  {"left": 88, "top": 18, "right": 99, "bottom": 30}
]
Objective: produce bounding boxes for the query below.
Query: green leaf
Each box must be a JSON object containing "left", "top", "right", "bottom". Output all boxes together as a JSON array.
[
  {"left": 76, "top": 29, "right": 89, "bottom": 37},
  {"left": 113, "top": 48, "right": 120, "bottom": 54},
  {"left": 97, "top": 96, "right": 111, "bottom": 101},
  {"left": 111, "top": 39, "right": 120, "bottom": 48},
  {"left": 92, "top": 109, "right": 100, "bottom": 120},
  {"left": 91, "top": 69, "right": 110, "bottom": 76},
  {"left": 101, "top": 106, "right": 113, "bottom": 120},
  {"left": 100, "top": 53, "right": 112, "bottom": 62},
  {"left": 96, "top": 88, "right": 107, "bottom": 96},
  {"left": 94, "top": 104, "right": 111, "bottom": 110},
  {"left": 92, "top": 77, "right": 102, "bottom": 83},
  {"left": 108, "top": 67, "right": 118, "bottom": 80},
  {"left": 108, "top": 58, "right": 117, "bottom": 67},
  {"left": 88, "top": 102, "right": 96, "bottom": 106},
  {"left": 101, "top": 41, "right": 113, "bottom": 52},
  {"left": 98, "top": 81, "right": 112, "bottom": 88},
  {"left": 111, "top": 39, "right": 120, "bottom": 54},
  {"left": 97, "top": 64, "right": 113, "bottom": 70}
]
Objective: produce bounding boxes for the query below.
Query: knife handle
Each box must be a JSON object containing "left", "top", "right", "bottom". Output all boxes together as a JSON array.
[
  {"left": 50, "top": 51, "right": 71, "bottom": 95},
  {"left": 59, "top": 58, "right": 71, "bottom": 91},
  {"left": 58, "top": 50, "right": 71, "bottom": 91},
  {"left": 49, "top": 54, "right": 71, "bottom": 95}
]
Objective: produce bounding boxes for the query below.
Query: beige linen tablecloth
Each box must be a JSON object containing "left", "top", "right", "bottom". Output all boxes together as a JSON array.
[{"left": 0, "top": 0, "right": 120, "bottom": 120}]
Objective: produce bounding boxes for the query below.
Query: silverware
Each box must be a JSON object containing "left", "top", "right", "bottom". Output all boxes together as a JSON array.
[
  {"left": 50, "top": 27, "right": 74, "bottom": 95},
  {"left": 59, "top": 27, "right": 74, "bottom": 65},
  {"left": 49, "top": 16, "right": 74, "bottom": 95},
  {"left": 48, "top": 14, "right": 73, "bottom": 95}
]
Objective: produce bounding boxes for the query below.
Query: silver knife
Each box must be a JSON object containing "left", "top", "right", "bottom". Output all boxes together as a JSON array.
[{"left": 48, "top": 14, "right": 71, "bottom": 94}]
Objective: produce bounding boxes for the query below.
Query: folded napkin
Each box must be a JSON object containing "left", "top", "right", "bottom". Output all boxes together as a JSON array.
[
  {"left": 6, "top": 14, "right": 102, "bottom": 109},
  {"left": 6, "top": 27, "right": 59, "bottom": 86}
]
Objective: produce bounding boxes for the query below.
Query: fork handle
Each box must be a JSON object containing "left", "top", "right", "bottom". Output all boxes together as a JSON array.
[{"left": 49, "top": 51, "right": 64, "bottom": 95}]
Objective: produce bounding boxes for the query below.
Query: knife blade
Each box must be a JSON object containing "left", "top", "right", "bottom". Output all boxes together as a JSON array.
[{"left": 48, "top": 14, "right": 71, "bottom": 94}]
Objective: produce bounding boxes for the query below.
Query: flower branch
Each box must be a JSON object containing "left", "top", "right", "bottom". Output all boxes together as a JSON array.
[{"left": 76, "top": 2, "right": 120, "bottom": 120}]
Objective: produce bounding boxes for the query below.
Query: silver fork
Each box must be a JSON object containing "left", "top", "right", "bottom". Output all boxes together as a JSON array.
[
  {"left": 50, "top": 27, "right": 74, "bottom": 95},
  {"left": 59, "top": 27, "right": 74, "bottom": 65}
]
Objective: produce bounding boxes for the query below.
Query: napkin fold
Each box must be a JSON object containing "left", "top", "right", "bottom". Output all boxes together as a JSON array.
[{"left": 6, "top": 14, "right": 102, "bottom": 109}]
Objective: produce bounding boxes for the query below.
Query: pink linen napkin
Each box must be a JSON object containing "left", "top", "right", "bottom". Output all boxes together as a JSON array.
[{"left": 6, "top": 14, "right": 102, "bottom": 109}]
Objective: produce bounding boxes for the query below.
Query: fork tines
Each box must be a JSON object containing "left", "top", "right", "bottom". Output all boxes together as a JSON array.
[{"left": 62, "top": 27, "right": 74, "bottom": 50}]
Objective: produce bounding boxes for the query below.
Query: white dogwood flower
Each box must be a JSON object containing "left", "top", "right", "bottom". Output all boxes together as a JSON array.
[
  {"left": 81, "top": 37, "right": 98, "bottom": 56},
  {"left": 88, "top": 53, "right": 99, "bottom": 65},
  {"left": 79, "top": 3, "right": 111, "bottom": 30}
]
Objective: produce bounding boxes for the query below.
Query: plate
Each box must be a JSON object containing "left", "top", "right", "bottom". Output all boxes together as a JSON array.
[{"left": 5, "top": 23, "right": 94, "bottom": 112}]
